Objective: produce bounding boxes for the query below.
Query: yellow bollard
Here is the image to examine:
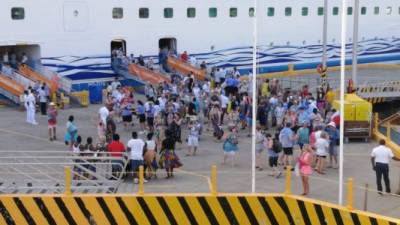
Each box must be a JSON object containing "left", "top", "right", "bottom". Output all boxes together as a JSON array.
[
  {"left": 387, "top": 123, "right": 392, "bottom": 142},
  {"left": 347, "top": 178, "right": 353, "bottom": 210},
  {"left": 211, "top": 165, "right": 217, "bottom": 195},
  {"left": 138, "top": 166, "right": 144, "bottom": 195},
  {"left": 64, "top": 166, "right": 71, "bottom": 195},
  {"left": 285, "top": 166, "right": 292, "bottom": 194}
]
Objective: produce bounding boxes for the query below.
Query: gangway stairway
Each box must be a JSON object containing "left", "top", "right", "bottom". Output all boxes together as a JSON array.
[
  {"left": 128, "top": 63, "right": 170, "bottom": 85},
  {"left": 167, "top": 56, "right": 206, "bottom": 80},
  {"left": 18, "top": 65, "right": 59, "bottom": 94},
  {"left": 0, "top": 73, "right": 25, "bottom": 104}
]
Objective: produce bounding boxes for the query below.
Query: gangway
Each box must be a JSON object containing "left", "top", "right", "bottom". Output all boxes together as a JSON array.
[
  {"left": 18, "top": 65, "right": 59, "bottom": 94},
  {"left": 0, "top": 73, "right": 25, "bottom": 104},
  {"left": 128, "top": 63, "right": 170, "bottom": 85},
  {"left": 167, "top": 56, "right": 206, "bottom": 80},
  {"left": 0, "top": 150, "right": 129, "bottom": 194}
]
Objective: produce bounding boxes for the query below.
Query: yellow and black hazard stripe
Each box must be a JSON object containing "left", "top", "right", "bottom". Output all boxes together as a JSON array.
[{"left": 0, "top": 195, "right": 399, "bottom": 225}]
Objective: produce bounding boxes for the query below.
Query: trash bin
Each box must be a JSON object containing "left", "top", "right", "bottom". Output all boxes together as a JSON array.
[{"left": 89, "top": 84, "right": 103, "bottom": 104}]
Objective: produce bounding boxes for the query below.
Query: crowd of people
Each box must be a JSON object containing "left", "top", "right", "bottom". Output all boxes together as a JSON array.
[{"left": 15, "top": 49, "right": 399, "bottom": 196}]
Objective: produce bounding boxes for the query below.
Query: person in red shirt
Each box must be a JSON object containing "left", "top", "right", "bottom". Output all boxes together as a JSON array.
[
  {"left": 107, "top": 134, "right": 126, "bottom": 178},
  {"left": 180, "top": 51, "right": 188, "bottom": 62}
]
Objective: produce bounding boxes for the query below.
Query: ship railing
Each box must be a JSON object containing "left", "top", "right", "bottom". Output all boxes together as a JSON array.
[
  {"left": 0, "top": 151, "right": 129, "bottom": 194},
  {"left": 32, "top": 62, "right": 72, "bottom": 94}
]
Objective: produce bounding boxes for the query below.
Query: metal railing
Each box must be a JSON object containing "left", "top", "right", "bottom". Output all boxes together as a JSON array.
[{"left": 0, "top": 151, "right": 129, "bottom": 194}]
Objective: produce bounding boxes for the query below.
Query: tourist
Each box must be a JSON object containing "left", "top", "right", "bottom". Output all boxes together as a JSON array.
[
  {"left": 137, "top": 100, "right": 146, "bottom": 133},
  {"left": 121, "top": 99, "right": 133, "bottom": 130},
  {"left": 222, "top": 124, "right": 239, "bottom": 166},
  {"left": 24, "top": 89, "right": 38, "bottom": 125},
  {"left": 47, "top": 102, "right": 58, "bottom": 141},
  {"left": 72, "top": 136, "right": 84, "bottom": 179},
  {"left": 186, "top": 118, "right": 201, "bottom": 156},
  {"left": 268, "top": 133, "right": 282, "bottom": 177},
  {"left": 315, "top": 131, "right": 329, "bottom": 174},
  {"left": 127, "top": 131, "right": 146, "bottom": 184},
  {"left": 107, "top": 134, "right": 126, "bottom": 178},
  {"left": 98, "top": 104, "right": 110, "bottom": 128},
  {"left": 279, "top": 122, "right": 295, "bottom": 169},
  {"left": 371, "top": 139, "right": 400, "bottom": 194},
  {"left": 65, "top": 115, "right": 78, "bottom": 147},
  {"left": 299, "top": 144, "right": 313, "bottom": 195},
  {"left": 255, "top": 126, "right": 265, "bottom": 170},
  {"left": 160, "top": 129, "right": 182, "bottom": 178},
  {"left": 143, "top": 133, "right": 157, "bottom": 179},
  {"left": 325, "top": 122, "right": 339, "bottom": 168},
  {"left": 296, "top": 122, "right": 310, "bottom": 150},
  {"left": 38, "top": 86, "right": 48, "bottom": 115}
]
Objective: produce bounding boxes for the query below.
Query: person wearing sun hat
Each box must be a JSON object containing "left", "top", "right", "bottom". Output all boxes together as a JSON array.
[
  {"left": 325, "top": 121, "right": 339, "bottom": 168},
  {"left": 47, "top": 102, "right": 58, "bottom": 141}
]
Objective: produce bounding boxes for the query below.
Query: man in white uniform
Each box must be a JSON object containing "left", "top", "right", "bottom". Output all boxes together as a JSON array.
[
  {"left": 25, "top": 89, "right": 38, "bottom": 125},
  {"left": 371, "top": 139, "right": 400, "bottom": 194}
]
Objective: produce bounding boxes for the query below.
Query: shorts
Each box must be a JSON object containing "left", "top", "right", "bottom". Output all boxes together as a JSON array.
[
  {"left": 139, "top": 114, "right": 146, "bottom": 123},
  {"left": 283, "top": 147, "right": 293, "bottom": 155},
  {"left": 329, "top": 144, "right": 337, "bottom": 156},
  {"left": 246, "top": 117, "right": 252, "bottom": 126},
  {"left": 269, "top": 156, "right": 278, "bottom": 167},
  {"left": 317, "top": 155, "right": 327, "bottom": 159},
  {"left": 147, "top": 117, "right": 154, "bottom": 127},
  {"left": 122, "top": 115, "right": 132, "bottom": 122},
  {"left": 188, "top": 136, "right": 199, "bottom": 147},
  {"left": 130, "top": 160, "right": 144, "bottom": 172},
  {"left": 256, "top": 144, "right": 264, "bottom": 154}
]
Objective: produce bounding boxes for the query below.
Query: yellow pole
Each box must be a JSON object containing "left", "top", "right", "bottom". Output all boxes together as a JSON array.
[
  {"left": 64, "top": 166, "right": 71, "bottom": 195},
  {"left": 387, "top": 123, "right": 392, "bottom": 142},
  {"left": 211, "top": 165, "right": 217, "bottom": 195},
  {"left": 347, "top": 178, "right": 353, "bottom": 210},
  {"left": 138, "top": 166, "right": 144, "bottom": 195},
  {"left": 285, "top": 166, "right": 292, "bottom": 194}
]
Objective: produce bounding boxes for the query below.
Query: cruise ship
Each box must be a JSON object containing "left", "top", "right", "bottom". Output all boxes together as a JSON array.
[{"left": 0, "top": 0, "right": 399, "bottom": 88}]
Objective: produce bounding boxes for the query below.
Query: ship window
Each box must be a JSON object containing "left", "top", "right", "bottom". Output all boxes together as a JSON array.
[
  {"left": 267, "top": 7, "right": 275, "bottom": 17},
  {"left": 112, "top": 8, "right": 123, "bottom": 19},
  {"left": 347, "top": 7, "right": 353, "bottom": 15},
  {"left": 386, "top": 7, "right": 392, "bottom": 15},
  {"left": 164, "top": 8, "right": 173, "bottom": 18},
  {"left": 285, "top": 7, "right": 292, "bottom": 16},
  {"left": 301, "top": 7, "right": 308, "bottom": 16},
  {"left": 361, "top": 7, "right": 367, "bottom": 15},
  {"left": 139, "top": 8, "right": 149, "bottom": 18},
  {"left": 209, "top": 8, "right": 217, "bottom": 18},
  {"left": 317, "top": 7, "right": 324, "bottom": 16},
  {"left": 374, "top": 7, "right": 379, "bottom": 15},
  {"left": 11, "top": 7, "right": 25, "bottom": 20},
  {"left": 187, "top": 8, "right": 196, "bottom": 18},
  {"left": 333, "top": 7, "right": 339, "bottom": 16},
  {"left": 249, "top": 7, "right": 255, "bottom": 17},
  {"left": 230, "top": 8, "right": 237, "bottom": 17}
]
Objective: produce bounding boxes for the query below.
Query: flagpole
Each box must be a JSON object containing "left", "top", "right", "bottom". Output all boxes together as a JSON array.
[
  {"left": 251, "top": 0, "right": 258, "bottom": 193},
  {"left": 339, "top": 0, "right": 347, "bottom": 205}
]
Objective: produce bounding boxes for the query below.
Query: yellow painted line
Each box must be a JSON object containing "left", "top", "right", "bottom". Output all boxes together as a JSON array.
[
  {"left": 42, "top": 197, "right": 69, "bottom": 225},
  {"left": 246, "top": 196, "right": 272, "bottom": 225},
  {"left": 143, "top": 196, "right": 170, "bottom": 225},
  {"left": 1, "top": 197, "right": 29, "bottom": 225},
  {"left": 226, "top": 197, "right": 251, "bottom": 225},
  {"left": 82, "top": 196, "right": 110, "bottom": 225},
  {"left": 22, "top": 197, "right": 49, "bottom": 225},
  {"left": 284, "top": 197, "right": 305, "bottom": 225},
  {"left": 265, "top": 197, "right": 290, "bottom": 225},
  {"left": 103, "top": 197, "right": 130, "bottom": 225},
  {"left": 121, "top": 197, "right": 150, "bottom": 225},
  {"left": 185, "top": 196, "right": 211, "bottom": 225},
  {"left": 205, "top": 196, "right": 231, "bottom": 225},
  {"left": 62, "top": 197, "right": 90, "bottom": 225},
  {"left": 175, "top": 168, "right": 212, "bottom": 192},
  {"left": 164, "top": 196, "right": 191, "bottom": 225}
]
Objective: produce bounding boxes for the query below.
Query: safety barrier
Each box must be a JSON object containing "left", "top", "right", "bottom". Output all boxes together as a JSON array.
[
  {"left": 70, "top": 91, "right": 89, "bottom": 107},
  {"left": 0, "top": 166, "right": 399, "bottom": 225},
  {"left": 356, "top": 81, "right": 400, "bottom": 104}
]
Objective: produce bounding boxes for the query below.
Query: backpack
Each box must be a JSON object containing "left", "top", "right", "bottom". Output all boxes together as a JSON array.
[{"left": 272, "top": 139, "right": 282, "bottom": 153}]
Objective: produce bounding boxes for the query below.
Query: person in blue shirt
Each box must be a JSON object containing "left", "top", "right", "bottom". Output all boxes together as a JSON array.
[
  {"left": 279, "top": 122, "right": 295, "bottom": 169},
  {"left": 137, "top": 100, "right": 146, "bottom": 133},
  {"left": 296, "top": 122, "right": 310, "bottom": 150},
  {"left": 297, "top": 106, "right": 310, "bottom": 127},
  {"left": 325, "top": 122, "right": 339, "bottom": 168}
]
